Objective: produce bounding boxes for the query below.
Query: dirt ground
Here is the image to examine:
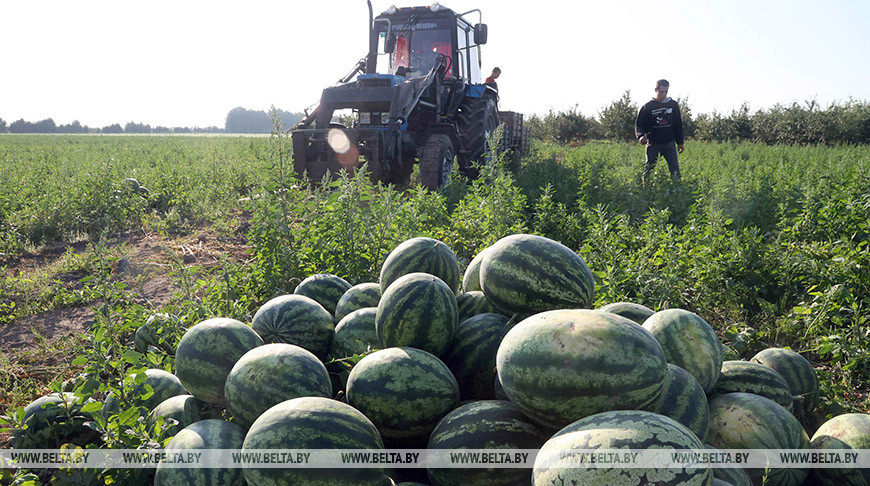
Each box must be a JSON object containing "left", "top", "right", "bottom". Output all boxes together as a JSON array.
[{"left": 0, "top": 222, "right": 251, "bottom": 357}]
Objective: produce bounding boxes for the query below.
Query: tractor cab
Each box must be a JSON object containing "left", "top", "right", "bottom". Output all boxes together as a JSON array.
[{"left": 371, "top": 4, "right": 487, "bottom": 83}]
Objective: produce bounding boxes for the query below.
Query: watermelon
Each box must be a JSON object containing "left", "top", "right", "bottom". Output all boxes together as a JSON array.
[
  {"left": 380, "top": 237, "right": 461, "bottom": 293},
  {"left": 154, "top": 419, "right": 246, "bottom": 486},
  {"left": 224, "top": 343, "right": 332, "bottom": 429},
  {"left": 134, "top": 313, "right": 181, "bottom": 354},
  {"left": 706, "top": 446, "right": 752, "bottom": 486},
  {"left": 461, "top": 250, "right": 487, "bottom": 292},
  {"left": 294, "top": 273, "right": 352, "bottom": 316},
  {"left": 709, "top": 360, "right": 794, "bottom": 412},
  {"left": 810, "top": 413, "right": 870, "bottom": 485},
  {"left": 146, "top": 394, "right": 214, "bottom": 440},
  {"left": 597, "top": 301, "right": 655, "bottom": 325},
  {"left": 707, "top": 392, "right": 810, "bottom": 486},
  {"left": 11, "top": 392, "right": 96, "bottom": 448},
  {"left": 174, "top": 317, "right": 264, "bottom": 405},
  {"left": 479, "top": 233, "right": 595, "bottom": 315},
  {"left": 334, "top": 282, "right": 381, "bottom": 322},
  {"left": 251, "top": 294, "right": 334, "bottom": 359},
  {"left": 376, "top": 273, "right": 458, "bottom": 357},
  {"left": 427, "top": 400, "right": 548, "bottom": 486},
  {"left": 642, "top": 308, "right": 723, "bottom": 393},
  {"left": 242, "top": 397, "right": 393, "bottom": 486},
  {"left": 652, "top": 364, "right": 711, "bottom": 441},
  {"left": 346, "top": 347, "right": 460, "bottom": 446},
  {"left": 533, "top": 410, "right": 712, "bottom": 485},
  {"left": 441, "top": 313, "right": 511, "bottom": 400},
  {"left": 750, "top": 347, "right": 819, "bottom": 419},
  {"left": 496, "top": 309, "right": 667, "bottom": 430},
  {"left": 132, "top": 369, "right": 188, "bottom": 411},
  {"left": 330, "top": 307, "right": 380, "bottom": 358},
  {"left": 456, "top": 291, "right": 497, "bottom": 322}
]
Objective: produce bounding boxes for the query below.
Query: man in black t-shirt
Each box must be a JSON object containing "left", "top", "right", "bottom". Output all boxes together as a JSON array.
[{"left": 635, "top": 79, "right": 684, "bottom": 187}]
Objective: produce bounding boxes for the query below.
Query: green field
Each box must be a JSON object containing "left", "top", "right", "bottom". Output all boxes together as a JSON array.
[{"left": 0, "top": 133, "right": 867, "bottom": 482}]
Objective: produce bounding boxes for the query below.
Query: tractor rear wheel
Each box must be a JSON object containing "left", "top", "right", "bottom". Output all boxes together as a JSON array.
[
  {"left": 456, "top": 96, "right": 498, "bottom": 179},
  {"left": 419, "top": 134, "right": 454, "bottom": 190}
]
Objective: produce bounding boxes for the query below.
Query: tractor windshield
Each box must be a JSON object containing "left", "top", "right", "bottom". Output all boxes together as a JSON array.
[{"left": 379, "top": 19, "right": 454, "bottom": 78}]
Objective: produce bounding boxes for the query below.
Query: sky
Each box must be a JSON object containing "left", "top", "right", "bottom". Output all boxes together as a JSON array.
[{"left": 2, "top": 0, "right": 870, "bottom": 128}]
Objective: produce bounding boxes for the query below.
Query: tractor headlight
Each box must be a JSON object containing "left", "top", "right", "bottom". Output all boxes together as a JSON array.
[
  {"left": 429, "top": 2, "right": 443, "bottom": 11},
  {"left": 359, "top": 112, "right": 371, "bottom": 125}
]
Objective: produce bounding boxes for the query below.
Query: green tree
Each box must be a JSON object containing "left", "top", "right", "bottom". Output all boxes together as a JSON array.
[
  {"left": 102, "top": 123, "right": 123, "bottom": 134},
  {"left": 598, "top": 90, "right": 637, "bottom": 142},
  {"left": 0, "top": 117, "right": 6, "bottom": 132}
]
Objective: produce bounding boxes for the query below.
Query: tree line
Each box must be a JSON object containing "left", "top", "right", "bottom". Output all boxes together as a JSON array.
[
  {"left": 527, "top": 94, "right": 870, "bottom": 146},
  {"left": 3, "top": 98, "right": 869, "bottom": 145},
  {"left": 0, "top": 107, "right": 303, "bottom": 135}
]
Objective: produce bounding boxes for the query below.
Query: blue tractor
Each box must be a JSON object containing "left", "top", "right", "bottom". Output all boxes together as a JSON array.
[{"left": 292, "top": 2, "right": 525, "bottom": 189}]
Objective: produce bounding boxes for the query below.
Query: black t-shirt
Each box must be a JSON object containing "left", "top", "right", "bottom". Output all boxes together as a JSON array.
[{"left": 636, "top": 98, "right": 684, "bottom": 145}]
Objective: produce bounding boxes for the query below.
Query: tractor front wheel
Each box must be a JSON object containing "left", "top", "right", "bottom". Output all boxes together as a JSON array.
[{"left": 419, "top": 134, "right": 454, "bottom": 190}]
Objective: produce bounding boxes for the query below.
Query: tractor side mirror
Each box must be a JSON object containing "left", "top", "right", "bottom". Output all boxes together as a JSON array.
[
  {"left": 385, "top": 34, "right": 396, "bottom": 54},
  {"left": 474, "top": 23, "right": 488, "bottom": 45}
]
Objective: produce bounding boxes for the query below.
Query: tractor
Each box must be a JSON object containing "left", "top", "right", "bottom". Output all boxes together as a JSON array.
[{"left": 291, "top": 2, "right": 527, "bottom": 189}]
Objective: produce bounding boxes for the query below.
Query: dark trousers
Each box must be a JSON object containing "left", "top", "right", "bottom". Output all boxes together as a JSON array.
[{"left": 643, "top": 141, "right": 681, "bottom": 182}]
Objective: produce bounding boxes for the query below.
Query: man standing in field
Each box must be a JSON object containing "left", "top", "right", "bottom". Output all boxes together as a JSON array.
[{"left": 636, "top": 79, "right": 684, "bottom": 187}]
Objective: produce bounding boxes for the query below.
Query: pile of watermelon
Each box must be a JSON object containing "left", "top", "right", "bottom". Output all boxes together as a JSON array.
[{"left": 15, "top": 235, "right": 870, "bottom": 486}]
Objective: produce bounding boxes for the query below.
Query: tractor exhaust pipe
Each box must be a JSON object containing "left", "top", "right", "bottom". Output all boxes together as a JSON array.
[{"left": 365, "top": 0, "right": 377, "bottom": 74}]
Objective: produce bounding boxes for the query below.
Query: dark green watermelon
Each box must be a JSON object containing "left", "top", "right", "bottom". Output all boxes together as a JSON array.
[
  {"left": 294, "top": 273, "right": 352, "bottom": 316},
  {"left": 376, "top": 273, "right": 458, "bottom": 357},
  {"left": 479, "top": 234, "right": 595, "bottom": 315},
  {"left": 251, "top": 294, "right": 334, "bottom": 359},
  {"left": 441, "top": 313, "right": 511, "bottom": 400}
]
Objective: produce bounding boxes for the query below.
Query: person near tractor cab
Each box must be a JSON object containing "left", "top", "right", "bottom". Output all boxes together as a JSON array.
[
  {"left": 485, "top": 67, "right": 501, "bottom": 91},
  {"left": 485, "top": 67, "right": 500, "bottom": 103},
  {"left": 635, "top": 79, "right": 684, "bottom": 187}
]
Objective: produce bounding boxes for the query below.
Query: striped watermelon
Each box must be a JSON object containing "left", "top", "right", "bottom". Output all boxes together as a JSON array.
[
  {"left": 380, "top": 237, "right": 461, "bottom": 293},
  {"left": 224, "top": 343, "right": 332, "bottom": 429},
  {"left": 706, "top": 446, "right": 752, "bottom": 486},
  {"left": 750, "top": 348, "right": 819, "bottom": 419},
  {"left": 707, "top": 392, "right": 810, "bottom": 486},
  {"left": 346, "top": 347, "right": 460, "bottom": 446},
  {"left": 710, "top": 360, "right": 794, "bottom": 412},
  {"left": 427, "top": 400, "right": 548, "bottom": 486},
  {"left": 242, "top": 397, "right": 393, "bottom": 486},
  {"left": 456, "top": 291, "right": 497, "bottom": 322},
  {"left": 330, "top": 307, "right": 380, "bottom": 358},
  {"left": 376, "top": 273, "right": 458, "bottom": 357},
  {"left": 533, "top": 410, "right": 712, "bottom": 485},
  {"left": 461, "top": 250, "right": 487, "bottom": 292},
  {"left": 11, "top": 392, "right": 95, "bottom": 448},
  {"left": 174, "top": 317, "right": 264, "bottom": 405},
  {"left": 294, "top": 273, "right": 352, "bottom": 316},
  {"left": 441, "top": 313, "right": 511, "bottom": 400},
  {"left": 479, "top": 234, "right": 595, "bottom": 315},
  {"left": 134, "top": 313, "right": 180, "bottom": 354},
  {"left": 653, "top": 364, "right": 711, "bottom": 441},
  {"left": 334, "top": 282, "right": 382, "bottom": 322},
  {"left": 810, "top": 413, "right": 870, "bottom": 485},
  {"left": 597, "top": 301, "right": 655, "bottom": 325},
  {"left": 132, "top": 369, "right": 188, "bottom": 411},
  {"left": 146, "top": 394, "right": 214, "bottom": 441},
  {"left": 642, "top": 308, "right": 723, "bottom": 393},
  {"left": 251, "top": 294, "right": 335, "bottom": 359},
  {"left": 154, "top": 419, "right": 246, "bottom": 486},
  {"left": 497, "top": 309, "right": 667, "bottom": 430}
]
